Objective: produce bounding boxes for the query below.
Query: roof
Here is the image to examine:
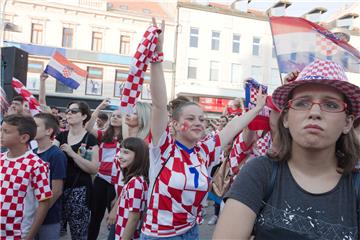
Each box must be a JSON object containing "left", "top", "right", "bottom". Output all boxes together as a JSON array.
[{"left": 106, "top": 0, "right": 169, "bottom": 18}]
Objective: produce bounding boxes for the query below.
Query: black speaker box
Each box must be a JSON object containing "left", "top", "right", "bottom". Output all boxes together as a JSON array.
[{"left": 1, "top": 47, "right": 28, "bottom": 101}]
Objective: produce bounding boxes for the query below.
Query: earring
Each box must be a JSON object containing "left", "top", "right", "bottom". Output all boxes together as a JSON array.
[{"left": 343, "top": 129, "right": 349, "bottom": 134}]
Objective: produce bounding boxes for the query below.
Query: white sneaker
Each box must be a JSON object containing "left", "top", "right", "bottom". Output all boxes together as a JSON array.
[{"left": 207, "top": 215, "right": 218, "bottom": 225}]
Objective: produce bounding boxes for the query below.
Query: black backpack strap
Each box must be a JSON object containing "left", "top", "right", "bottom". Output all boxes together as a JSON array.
[
  {"left": 263, "top": 160, "right": 279, "bottom": 203},
  {"left": 353, "top": 171, "right": 360, "bottom": 213}
]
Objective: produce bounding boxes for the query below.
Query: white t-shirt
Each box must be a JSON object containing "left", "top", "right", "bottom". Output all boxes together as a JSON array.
[{"left": 21, "top": 185, "right": 39, "bottom": 239}]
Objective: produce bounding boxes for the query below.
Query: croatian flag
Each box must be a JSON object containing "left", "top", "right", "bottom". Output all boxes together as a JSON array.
[
  {"left": 12, "top": 78, "right": 42, "bottom": 116},
  {"left": 44, "top": 51, "right": 86, "bottom": 89},
  {"left": 270, "top": 16, "right": 360, "bottom": 74}
]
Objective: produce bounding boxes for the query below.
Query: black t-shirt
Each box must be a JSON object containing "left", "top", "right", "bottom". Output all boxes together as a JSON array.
[
  {"left": 56, "top": 131, "right": 98, "bottom": 189},
  {"left": 226, "top": 156, "right": 359, "bottom": 240}
]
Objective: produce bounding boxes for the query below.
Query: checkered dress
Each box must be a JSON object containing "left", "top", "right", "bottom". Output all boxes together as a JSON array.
[
  {"left": 115, "top": 176, "right": 148, "bottom": 240},
  {"left": 0, "top": 151, "right": 52, "bottom": 239},
  {"left": 229, "top": 131, "right": 272, "bottom": 175},
  {"left": 142, "top": 128, "right": 222, "bottom": 237}
]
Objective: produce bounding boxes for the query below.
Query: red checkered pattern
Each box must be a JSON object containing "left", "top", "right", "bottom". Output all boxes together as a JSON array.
[
  {"left": 142, "top": 128, "right": 222, "bottom": 237},
  {"left": 115, "top": 176, "right": 148, "bottom": 240},
  {"left": 229, "top": 132, "right": 272, "bottom": 175},
  {"left": 316, "top": 34, "right": 338, "bottom": 56},
  {"left": 272, "top": 59, "right": 360, "bottom": 119},
  {"left": 120, "top": 25, "right": 164, "bottom": 114},
  {"left": 11, "top": 78, "right": 42, "bottom": 116},
  {"left": 97, "top": 130, "right": 121, "bottom": 184},
  {"left": 0, "top": 151, "right": 52, "bottom": 239}
]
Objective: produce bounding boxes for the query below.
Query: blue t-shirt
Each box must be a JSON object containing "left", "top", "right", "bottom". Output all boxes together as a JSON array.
[{"left": 34, "top": 145, "right": 67, "bottom": 224}]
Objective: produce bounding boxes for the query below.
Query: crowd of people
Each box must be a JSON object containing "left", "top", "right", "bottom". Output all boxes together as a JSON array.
[{"left": 1, "top": 17, "right": 360, "bottom": 240}]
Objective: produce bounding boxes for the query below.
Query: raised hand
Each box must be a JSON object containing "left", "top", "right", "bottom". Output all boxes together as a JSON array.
[
  {"left": 283, "top": 70, "right": 300, "bottom": 84},
  {"left": 255, "top": 88, "right": 267, "bottom": 110},
  {"left": 152, "top": 17, "right": 165, "bottom": 52}
]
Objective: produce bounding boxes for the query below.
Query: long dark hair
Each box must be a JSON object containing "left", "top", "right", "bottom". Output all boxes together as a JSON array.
[
  {"left": 269, "top": 108, "right": 360, "bottom": 173},
  {"left": 121, "top": 137, "right": 149, "bottom": 184},
  {"left": 102, "top": 124, "right": 123, "bottom": 143}
]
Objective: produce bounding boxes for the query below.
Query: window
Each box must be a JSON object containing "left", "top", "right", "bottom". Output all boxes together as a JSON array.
[
  {"left": 211, "top": 31, "right": 220, "bottom": 50},
  {"left": 62, "top": 27, "right": 73, "bottom": 48},
  {"left": 91, "top": 31, "right": 102, "bottom": 52},
  {"left": 27, "top": 61, "right": 43, "bottom": 90},
  {"left": 187, "top": 58, "right": 197, "bottom": 79},
  {"left": 210, "top": 61, "right": 219, "bottom": 81},
  {"left": 119, "top": 35, "right": 130, "bottom": 55},
  {"left": 251, "top": 65, "right": 262, "bottom": 82},
  {"left": 231, "top": 63, "right": 242, "bottom": 83},
  {"left": 31, "top": 23, "right": 43, "bottom": 44},
  {"left": 114, "top": 70, "right": 127, "bottom": 97},
  {"left": 232, "top": 34, "right": 240, "bottom": 53},
  {"left": 290, "top": 52, "right": 297, "bottom": 61},
  {"left": 86, "top": 67, "right": 103, "bottom": 95},
  {"left": 252, "top": 37, "right": 260, "bottom": 56},
  {"left": 56, "top": 81, "right": 73, "bottom": 93},
  {"left": 189, "top": 27, "right": 199, "bottom": 48}
]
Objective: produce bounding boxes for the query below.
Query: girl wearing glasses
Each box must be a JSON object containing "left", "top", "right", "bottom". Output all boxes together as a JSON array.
[
  {"left": 54, "top": 101, "right": 99, "bottom": 240},
  {"left": 214, "top": 59, "right": 360, "bottom": 239},
  {"left": 85, "top": 99, "right": 123, "bottom": 240}
]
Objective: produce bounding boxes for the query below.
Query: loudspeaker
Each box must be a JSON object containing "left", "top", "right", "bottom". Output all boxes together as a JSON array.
[{"left": 1, "top": 47, "right": 28, "bottom": 101}]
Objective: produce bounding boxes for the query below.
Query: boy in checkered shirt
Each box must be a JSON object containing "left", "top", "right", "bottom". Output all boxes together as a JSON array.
[{"left": 0, "top": 114, "right": 52, "bottom": 240}]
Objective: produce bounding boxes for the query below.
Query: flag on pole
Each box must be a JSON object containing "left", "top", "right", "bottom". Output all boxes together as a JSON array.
[
  {"left": 11, "top": 78, "right": 42, "bottom": 116},
  {"left": 270, "top": 16, "right": 360, "bottom": 74},
  {"left": 44, "top": 51, "right": 86, "bottom": 89}
]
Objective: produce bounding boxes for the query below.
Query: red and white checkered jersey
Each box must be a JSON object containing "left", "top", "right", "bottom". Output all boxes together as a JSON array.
[
  {"left": 97, "top": 130, "right": 121, "bottom": 184},
  {"left": 142, "top": 128, "right": 222, "bottom": 237},
  {"left": 229, "top": 131, "right": 272, "bottom": 175},
  {"left": 0, "top": 151, "right": 52, "bottom": 239},
  {"left": 115, "top": 176, "right": 148, "bottom": 240}
]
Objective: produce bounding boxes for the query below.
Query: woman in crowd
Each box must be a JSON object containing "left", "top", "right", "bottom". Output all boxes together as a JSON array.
[
  {"left": 214, "top": 59, "right": 360, "bottom": 239},
  {"left": 111, "top": 137, "right": 149, "bottom": 240},
  {"left": 86, "top": 99, "right": 123, "bottom": 240},
  {"left": 54, "top": 101, "right": 99, "bottom": 240},
  {"left": 140, "top": 18, "right": 267, "bottom": 240},
  {"left": 122, "top": 101, "right": 152, "bottom": 142}
]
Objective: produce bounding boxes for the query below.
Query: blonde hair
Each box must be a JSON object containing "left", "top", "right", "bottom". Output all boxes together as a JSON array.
[{"left": 135, "top": 101, "right": 151, "bottom": 139}]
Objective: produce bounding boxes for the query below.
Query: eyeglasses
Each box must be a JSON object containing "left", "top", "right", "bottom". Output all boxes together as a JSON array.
[
  {"left": 288, "top": 97, "right": 347, "bottom": 113},
  {"left": 111, "top": 114, "right": 122, "bottom": 118},
  {"left": 65, "top": 108, "right": 81, "bottom": 114}
]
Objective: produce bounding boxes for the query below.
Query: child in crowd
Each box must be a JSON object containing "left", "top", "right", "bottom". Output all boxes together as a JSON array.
[
  {"left": 214, "top": 60, "right": 360, "bottom": 239},
  {"left": 86, "top": 99, "right": 123, "bottom": 240},
  {"left": 33, "top": 113, "right": 67, "bottom": 240},
  {"left": 0, "top": 114, "right": 52, "bottom": 239},
  {"left": 108, "top": 137, "right": 149, "bottom": 240}
]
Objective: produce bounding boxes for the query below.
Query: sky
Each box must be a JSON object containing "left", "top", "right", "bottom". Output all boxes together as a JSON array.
[{"left": 212, "top": 0, "right": 357, "bottom": 20}]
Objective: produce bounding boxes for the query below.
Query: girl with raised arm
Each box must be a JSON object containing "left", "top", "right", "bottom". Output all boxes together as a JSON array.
[{"left": 140, "top": 18, "right": 267, "bottom": 240}]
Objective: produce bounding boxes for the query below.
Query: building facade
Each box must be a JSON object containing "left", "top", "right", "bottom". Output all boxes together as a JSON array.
[{"left": 3, "top": 0, "right": 176, "bottom": 108}]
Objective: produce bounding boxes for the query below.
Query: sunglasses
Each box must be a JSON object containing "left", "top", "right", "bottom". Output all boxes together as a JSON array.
[{"left": 65, "top": 108, "right": 81, "bottom": 114}]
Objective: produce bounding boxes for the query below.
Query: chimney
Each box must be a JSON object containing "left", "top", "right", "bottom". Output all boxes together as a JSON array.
[
  {"left": 303, "top": 7, "right": 327, "bottom": 23},
  {"left": 267, "top": 0, "right": 292, "bottom": 16},
  {"left": 231, "top": 0, "right": 252, "bottom": 12},
  {"left": 336, "top": 13, "right": 359, "bottom": 30}
]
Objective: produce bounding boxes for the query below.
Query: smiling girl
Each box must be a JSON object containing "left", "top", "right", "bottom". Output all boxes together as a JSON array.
[{"left": 113, "top": 137, "right": 149, "bottom": 240}]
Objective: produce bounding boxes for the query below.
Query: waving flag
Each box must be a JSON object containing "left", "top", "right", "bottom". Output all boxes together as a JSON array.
[
  {"left": 11, "top": 78, "right": 42, "bottom": 116},
  {"left": 270, "top": 16, "right": 360, "bottom": 74},
  {"left": 245, "top": 79, "right": 271, "bottom": 131},
  {"left": 44, "top": 51, "right": 86, "bottom": 89},
  {"left": 120, "top": 25, "right": 163, "bottom": 114}
]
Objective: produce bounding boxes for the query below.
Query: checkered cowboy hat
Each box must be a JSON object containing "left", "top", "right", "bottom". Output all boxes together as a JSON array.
[{"left": 272, "top": 59, "right": 360, "bottom": 119}]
